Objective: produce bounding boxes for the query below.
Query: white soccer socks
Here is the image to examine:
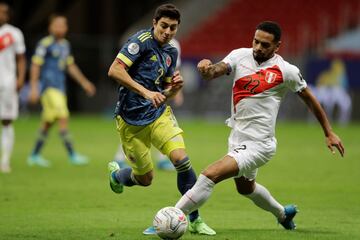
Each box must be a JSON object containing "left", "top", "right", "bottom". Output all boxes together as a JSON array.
[
  {"left": 175, "top": 174, "right": 215, "bottom": 215},
  {"left": 244, "top": 183, "right": 285, "bottom": 221},
  {"left": 1, "top": 125, "right": 14, "bottom": 171}
]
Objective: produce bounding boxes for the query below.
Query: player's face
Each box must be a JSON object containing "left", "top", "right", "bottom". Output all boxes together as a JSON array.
[
  {"left": 252, "top": 30, "right": 280, "bottom": 64},
  {"left": 153, "top": 17, "right": 178, "bottom": 45},
  {"left": 49, "top": 17, "right": 68, "bottom": 39},
  {"left": 0, "top": 4, "right": 9, "bottom": 26}
]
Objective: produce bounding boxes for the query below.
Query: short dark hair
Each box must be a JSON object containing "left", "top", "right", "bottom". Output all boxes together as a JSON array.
[
  {"left": 256, "top": 21, "right": 282, "bottom": 42},
  {"left": 153, "top": 3, "right": 181, "bottom": 24},
  {"left": 0, "top": 1, "right": 10, "bottom": 8},
  {"left": 48, "top": 14, "right": 67, "bottom": 25}
]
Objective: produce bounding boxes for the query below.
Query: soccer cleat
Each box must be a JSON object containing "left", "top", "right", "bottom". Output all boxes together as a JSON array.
[
  {"left": 108, "top": 161, "right": 123, "bottom": 194},
  {"left": 279, "top": 204, "right": 298, "bottom": 230},
  {"left": 189, "top": 217, "right": 216, "bottom": 235},
  {"left": 157, "top": 159, "right": 175, "bottom": 171},
  {"left": 142, "top": 226, "right": 156, "bottom": 235},
  {"left": 27, "top": 154, "right": 51, "bottom": 167},
  {"left": 69, "top": 153, "right": 89, "bottom": 165}
]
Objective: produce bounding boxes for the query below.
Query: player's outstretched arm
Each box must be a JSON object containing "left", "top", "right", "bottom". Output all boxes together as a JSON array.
[
  {"left": 108, "top": 60, "right": 166, "bottom": 108},
  {"left": 28, "top": 63, "right": 41, "bottom": 104},
  {"left": 67, "top": 64, "right": 96, "bottom": 97},
  {"left": 197, "top": 59, "right": 229, "bottom": 80},
  {"left": 297, "top": 87, "right": 345, "bottom": 157},
  {"left": 16, "top": 53, "right": 26, "bottom": 92}
]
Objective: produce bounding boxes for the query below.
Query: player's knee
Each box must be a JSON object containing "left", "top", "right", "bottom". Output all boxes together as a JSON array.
[
  {"left": 136, "top": 174, "right": 153, "bottom": 186},
  {"left": 1, "top": 120, "right": 12, "bottom": 126},
  {"left": 201, "top": 168, "right": 218, "bottom": 183},
  {"left": 169, "top": 149, "right": 187, "bottom": 164},
  {"left": 236, "top": 178, "right": 255, "bottom": 195}
]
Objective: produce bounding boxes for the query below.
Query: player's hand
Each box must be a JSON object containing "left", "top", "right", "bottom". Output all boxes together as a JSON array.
[
  {"left": 197, "top": 59, "right": 212, "bottom": 75},
  {"left": 326, "top": 132, "right": 345, "bottom": 157},
  {"left": 83, "top": 81, "right": 96, "bottom": 97},
  {"left": 171, "top": 70, "right": 184, "bottom": 90},
  {"left": 144, "top": 90, "right": 166, "bottom": 108},
  {"left": 28, "top": 87, "right": 39, "bottom": 104}
]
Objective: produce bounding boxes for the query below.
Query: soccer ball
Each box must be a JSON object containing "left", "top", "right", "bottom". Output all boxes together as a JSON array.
[{"left": 153, "top": 206, "right": 188, "bottom": 239}]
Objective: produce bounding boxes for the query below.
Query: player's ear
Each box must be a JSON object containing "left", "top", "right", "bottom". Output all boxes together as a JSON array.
[
  {"left": 275, "top": 41, "right": 281, "bottom": 53},
  {"left": 153, "top": 19, "right": 157, "bottom": 27}
]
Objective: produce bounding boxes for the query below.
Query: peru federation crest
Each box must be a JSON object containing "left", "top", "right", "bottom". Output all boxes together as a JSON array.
[{"left": 265, "top": 71, "right": 277, "bottom": 83}]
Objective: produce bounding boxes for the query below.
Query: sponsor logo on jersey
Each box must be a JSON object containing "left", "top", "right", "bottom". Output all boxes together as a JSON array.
[
  {"left": 128, "top": 42, "right": 139, "bottom": 55},
  {"left": 150, "top": 55, "right": 158, "bottom": 62}
]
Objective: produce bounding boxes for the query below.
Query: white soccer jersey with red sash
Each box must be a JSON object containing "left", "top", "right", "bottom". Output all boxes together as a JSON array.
[
  {"left": 223, "top": 48, "right": 307, "bottom": 141},
  {"left": 0, "top": 24, "right": 25, "bottom": 90}
]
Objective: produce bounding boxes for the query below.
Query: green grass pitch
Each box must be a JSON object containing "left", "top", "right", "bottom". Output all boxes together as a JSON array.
[{"left": 0, "top": 115, "right": 359, "bottom": 240}]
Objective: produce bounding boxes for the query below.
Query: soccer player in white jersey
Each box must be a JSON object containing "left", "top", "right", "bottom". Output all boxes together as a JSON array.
[
  {"left": 174, "top": 21, "right": 345, "bottom": 230},
  {"left": 0, "top": 1, "right": 26, "bottom": 173}
]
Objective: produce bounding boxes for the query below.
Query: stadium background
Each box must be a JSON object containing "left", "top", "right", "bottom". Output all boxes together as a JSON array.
[
  {"left": 9, "top": 0, "right": 360, "bottom": 121},
  {"left": 1, "top": 1, "right": 360, "bottom": 240}
]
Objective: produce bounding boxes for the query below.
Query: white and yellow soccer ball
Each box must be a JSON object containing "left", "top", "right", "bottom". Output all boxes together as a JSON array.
[{"left": 153, "top": 207, "right": 188, "bottom": 239}]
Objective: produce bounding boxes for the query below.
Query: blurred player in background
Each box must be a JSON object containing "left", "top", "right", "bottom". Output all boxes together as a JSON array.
[
  {"left": 314, "top": 58, "right": 352, "bottom": 125},
  {"left": 28, "top": 14, "right": 96, "bottom": 167},
  {"left": 175, "top": 21, "right": 345, "bottom": 231},
  {"left": 114, "top": 38, "right": 183, "bottom": 171},
  {"left": 107, "top": 4, "right": 215, "bottom": 236},
  {"left": 0, "top": 1, "right": 26, "bottom": 173}
]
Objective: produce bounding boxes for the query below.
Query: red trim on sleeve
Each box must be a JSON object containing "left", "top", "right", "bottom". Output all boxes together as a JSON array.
[{"left": 115, "top": 58, "right": 128, "bottom": 70}]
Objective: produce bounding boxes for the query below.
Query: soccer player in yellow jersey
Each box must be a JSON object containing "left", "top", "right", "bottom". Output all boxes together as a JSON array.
[
  {"left": 28, "top": 14, "right": 96, "bottom": 167},
  {"left": 107, "top": 4, "right": 216, "bottom": 236}
]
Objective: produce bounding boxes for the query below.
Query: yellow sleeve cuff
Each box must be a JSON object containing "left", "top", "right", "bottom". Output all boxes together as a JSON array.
[
  {"left": 116, "top": 53, "right": 133, "bottom": 68},
  {"left": 31, "top": 55, "right": 44, "bottom": 65},
  {"left": 66, "top": 55, "right": 75, "bottom": 65},
  {"left": 164, "top": 77, "right": 172, "bottom": 83}
]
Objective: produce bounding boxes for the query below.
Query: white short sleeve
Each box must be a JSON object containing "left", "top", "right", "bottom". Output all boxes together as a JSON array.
[
  {"left": 222, "top": 49, "right": 239, "bottom": 72},
  {"left": 283, "top": 63, "right": 307, "bottom": 92},
  {"left": 13, "top": 28, "right": 25, "bottom": 54}
]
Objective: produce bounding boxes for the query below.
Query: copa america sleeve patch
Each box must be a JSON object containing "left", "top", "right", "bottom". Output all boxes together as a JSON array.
[{"left": 127, "top": 42, "right": 139, "bottom": 55}]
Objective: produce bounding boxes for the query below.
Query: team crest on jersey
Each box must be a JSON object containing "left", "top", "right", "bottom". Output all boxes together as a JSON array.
[
  {"left": 128, "top": 42, "right": 139, "bottom": 55},
  {"left": 265, "top": 71, "right": 277, "bottom": 83},
  {"left": 0, "top": 33, "right": 14, "bottom": 51},
  {"left": 165, "top": 55, "right": 172, "bottom": 67}
]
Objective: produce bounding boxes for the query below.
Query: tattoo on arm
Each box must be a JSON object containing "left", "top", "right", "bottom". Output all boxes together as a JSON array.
[
  {"left": 202, "top": 62, "right": 229, "bottom": 80},
  {"left": 210, "top": 62, "right": 229, "bottom": 78}
]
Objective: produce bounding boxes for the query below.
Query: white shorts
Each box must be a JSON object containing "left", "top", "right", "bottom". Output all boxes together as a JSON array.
[
  {"left": 227, "top": 130, "right": 277, "bottom": 180},
  {"left": 0, "top": 88, "right": 18, "bottom": 120}
]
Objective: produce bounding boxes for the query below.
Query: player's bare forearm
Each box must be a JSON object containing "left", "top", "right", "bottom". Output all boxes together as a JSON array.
[
  {"left": 16, "top": 54, "right": 26, "bottom": 91},
  {"left": 298, "top": 87, "right": 332, "bottom": 135},
  {"left": 163, "top": 84, "right": 182, "bottom": 99},
  {"left": 68, "top": 64, "right": 87, "bottom": 85},
  {"left": 68, "top": 64, "right": 96, "bottom": 96},
  {"left": 29, "top": 64, "right": 41, "bottom": 88},
  {"left": 108, "top": 60, "right": 166, "bottom": 107},
  {"left": 29, "top": 63, "right": 41, "bottom": 104},
  {"left": 298, "top": 87, "right": 345, "bottom": 156},
  {"left": 197, "top": 59, "right": 228, "bottom": 80},
  {"left": 108, "top": 60, "right": 149, "bottom": 97}
]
